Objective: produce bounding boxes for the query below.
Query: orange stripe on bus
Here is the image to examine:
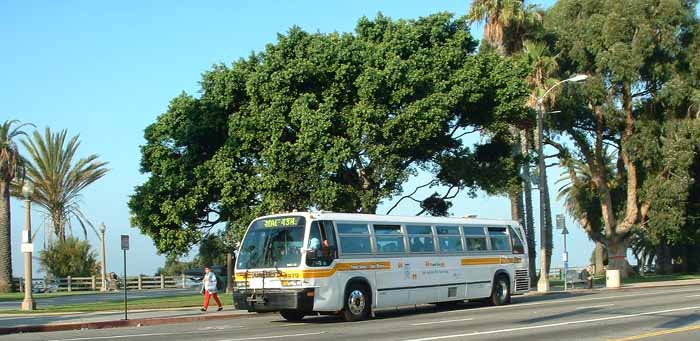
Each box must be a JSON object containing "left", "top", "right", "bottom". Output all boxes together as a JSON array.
[{"left": 234, "top": 261, "right": 391, "bottom": 280}]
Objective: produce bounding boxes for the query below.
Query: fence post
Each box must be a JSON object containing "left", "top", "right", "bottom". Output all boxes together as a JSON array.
[
  {"left": 67, "top": 276, "right": 72, "bottom": 292},
  {"left": 160, "top": 274, "right": 165, "bottom": 289},
  {"left": 91, "top": 276, "right": 96, "bottom": 290},
  {"left": 181, "top": 273, "right": 186, "bottom": 288},
  {"left": 137, "top": 275, "right": 142, "bottom": 290}
]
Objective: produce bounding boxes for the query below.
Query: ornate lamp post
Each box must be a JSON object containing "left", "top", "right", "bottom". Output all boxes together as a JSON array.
[
  {"left": 21, "top": 182, "right": 36, "bottom": 310},
  {"left": 100, "top": 223, "right": 107, "bottom": 291},
  {"left": 536, "top": 74, "right": 588, "bottom": 293}
]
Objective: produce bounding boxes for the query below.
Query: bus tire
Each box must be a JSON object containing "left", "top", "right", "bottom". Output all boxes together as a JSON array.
[
  {"left": 489, "top": 274, "right": 511, "bottom": 306},
  {"left": 341, "top": 283, "right": 370, "bottom": 322},
  {"left": 279, "top": 309, "right": 305, "bottom": 321}
]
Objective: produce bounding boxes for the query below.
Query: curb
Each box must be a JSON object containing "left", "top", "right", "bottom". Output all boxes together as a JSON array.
[{"left": 0, "top": 312, "right": 254, "bottom": 335}]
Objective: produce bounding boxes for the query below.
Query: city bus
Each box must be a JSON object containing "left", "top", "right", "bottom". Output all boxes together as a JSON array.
[{"left": 232, "top": 212, "right": 530, "bottom": 322}]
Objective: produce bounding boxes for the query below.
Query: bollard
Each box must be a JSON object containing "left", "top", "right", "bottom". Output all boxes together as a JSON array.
[
  {"left": 137, "top": 275, "right": 142, "bottom": 290},
  {"left": 67, "top": 276, "right": 72, "bottom": 292},
  {"left": 91, "top": 276, "right": 96, "bottom": 290},
  {"left": 160, "top": 274, "right": 165, "bottom": 289},
  {"left": 181, "top": 273, "right": 186, "bottom": 288}
]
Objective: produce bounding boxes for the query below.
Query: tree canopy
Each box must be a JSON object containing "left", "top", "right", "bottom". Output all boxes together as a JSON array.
[{"left": 130, "top": 13, "right": 531, "bottom": 255}]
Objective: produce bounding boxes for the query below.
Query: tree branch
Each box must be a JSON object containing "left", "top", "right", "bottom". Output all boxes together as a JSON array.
[{"left": 385, "top": 180, "right": 437, "bottom": 214}]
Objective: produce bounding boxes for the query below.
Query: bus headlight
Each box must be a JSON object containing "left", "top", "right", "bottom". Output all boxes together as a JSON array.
[
  {"left": 280, "top": 279, "right": 302, "bottom": 287},
  {"left": 235, "top": 281, "right": 248, "bottom": 288}
]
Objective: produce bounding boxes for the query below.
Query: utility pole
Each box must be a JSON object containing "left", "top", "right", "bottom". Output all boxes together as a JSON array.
[{"left": 121, "top": 235, "right": 129, "bottom": 320}]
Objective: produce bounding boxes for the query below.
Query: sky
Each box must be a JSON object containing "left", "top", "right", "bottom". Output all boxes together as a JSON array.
[{"left": 0, "top": 0, "right": 609, "bottom": 278}]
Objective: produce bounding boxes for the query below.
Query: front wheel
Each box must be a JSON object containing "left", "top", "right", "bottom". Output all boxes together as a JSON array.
[
  {"left": 489, "top": 275, "right": 511, "bottom": 306},
  {"left": 341, "top": 284, "right": 370, "bottom": 322},
  {"left": 279, "top": 309, "right": 305, "bottom": 321}
]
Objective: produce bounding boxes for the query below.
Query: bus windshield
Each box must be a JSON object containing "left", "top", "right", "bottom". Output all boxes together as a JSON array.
[{"left": 237, "top": 216, "right": 306, "bottom": 269}]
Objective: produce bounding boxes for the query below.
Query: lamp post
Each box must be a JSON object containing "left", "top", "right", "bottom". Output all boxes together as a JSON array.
[
  {"left": 536, "top": 74, "right": 588, "bottom": 293},
  {"left": 100, "top": 223, "right": 107, "bottom": 292},
  {"left": 21, "top": 182, "right": 35, "bottom": 310}
]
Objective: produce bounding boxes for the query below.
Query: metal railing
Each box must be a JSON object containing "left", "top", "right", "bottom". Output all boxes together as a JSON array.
[{"left": 13, "top": 274, "right": 194, "bottom": 292}]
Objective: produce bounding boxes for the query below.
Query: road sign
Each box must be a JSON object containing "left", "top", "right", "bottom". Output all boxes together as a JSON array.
[
  {"left": 561, "top": 226, "right": 569, "bottom": 235},
  {"left": 563, "top": 251, "right": 569, "bottom": 262},
  {"left": 121, "top": 235, "right": 129, "bottom": 250},
  {"left": 556, "top": 214, "right": 566, "bottom": 230}
]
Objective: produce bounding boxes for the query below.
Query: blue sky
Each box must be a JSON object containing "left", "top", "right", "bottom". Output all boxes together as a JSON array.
[{"left": 1, "top": 0, "right": 608, "bottom": 277}]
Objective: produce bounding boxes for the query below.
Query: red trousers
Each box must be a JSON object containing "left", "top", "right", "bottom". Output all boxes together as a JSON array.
[{"left": 203, "top": 290, "right": 222, "bottom": 309}]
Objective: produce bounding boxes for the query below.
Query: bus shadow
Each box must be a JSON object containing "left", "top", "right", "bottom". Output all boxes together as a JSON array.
[{"left": 270, "top": 291, "right": 599, "bottom": 324}]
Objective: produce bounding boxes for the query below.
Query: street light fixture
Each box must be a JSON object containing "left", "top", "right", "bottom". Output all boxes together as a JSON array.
[
  {"left": 21, "top": 182, "right": 36, "bottom": 310},
  {"left": 536, "top": 74, "right": 588, "bottom": 294}
]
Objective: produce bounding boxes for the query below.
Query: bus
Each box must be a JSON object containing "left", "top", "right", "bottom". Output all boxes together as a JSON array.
[{"left": 232, "top": 212, "right": 530, "bottom": 322}]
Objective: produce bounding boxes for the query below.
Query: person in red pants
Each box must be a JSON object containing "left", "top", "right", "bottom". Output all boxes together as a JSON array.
[{"left": 200, "top": 265, "right": 223, "bottom": 312}]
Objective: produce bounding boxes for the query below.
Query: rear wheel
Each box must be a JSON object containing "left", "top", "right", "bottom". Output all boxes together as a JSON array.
[
  {"left": 489, "top": 275, "right": 511, "bottom": 306},
  {"left": 341, "top": 284, "right": 370, "bottom": 322},
  {"left": 279, "top": 309, "right": 305, "bottom": 321}
]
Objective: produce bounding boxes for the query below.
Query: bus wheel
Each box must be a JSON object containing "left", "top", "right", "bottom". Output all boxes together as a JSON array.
[
  {"left": 280, "top": 309, "right": 305, "bottom": 321},
  {"left": 489, "top": 275, "right": 511, "bottom": 306},
  {"left": 342, "top": 284, "right": 370, "bottom": 322}
]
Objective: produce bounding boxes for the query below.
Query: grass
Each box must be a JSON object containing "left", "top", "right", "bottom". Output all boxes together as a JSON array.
[
  {"left": 0, "top": 291, "right": 101, "bottom": 302},
  {"left": 1, "top": 293, "right": 233, "bottom": 314}
]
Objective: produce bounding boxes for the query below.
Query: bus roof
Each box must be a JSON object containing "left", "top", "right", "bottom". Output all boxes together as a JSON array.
[{"left": 254, "top": 212, "right": 520, "bottom": 227}]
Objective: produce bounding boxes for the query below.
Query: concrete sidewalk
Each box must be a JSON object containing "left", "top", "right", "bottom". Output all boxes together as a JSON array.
[{"left": 0, "top": 307, "right": 253, "bottom": 335}]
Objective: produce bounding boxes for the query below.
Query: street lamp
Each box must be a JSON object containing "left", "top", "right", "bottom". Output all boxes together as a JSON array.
[
  {"left": 536, "top": 74, "right": 588, "bottom": 293},
  {"left": 100, "top": 223, "right": 107, "bottom": 292},
  {"left": 21, "top": 182, "right": 36, "bottom": 310}
]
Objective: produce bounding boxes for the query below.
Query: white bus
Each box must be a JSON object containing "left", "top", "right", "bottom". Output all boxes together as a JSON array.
[{"left": 233, "top": 212, "right": 530, "bottom": 322}]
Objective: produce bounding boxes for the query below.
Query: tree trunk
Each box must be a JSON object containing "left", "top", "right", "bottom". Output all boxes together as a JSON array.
[
  {"left": 607, "top": 239, "right": 634, "bottom": 278},
  {"left": 0, "top": 180, "right": 13, "bottom": 292},
  {"left": 655, "top": 243, "right": 672, "bottom": 275},
  {"left": 595, "top": 241, "right": 606, "bottom": 275},
  {"left": 521, "top": 130, "right": 537, "bottom": 287}
]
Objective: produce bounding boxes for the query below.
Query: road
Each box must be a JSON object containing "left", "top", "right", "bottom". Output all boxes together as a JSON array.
[
  {"left": 5, "top": 285, "right": 700, "bottom": 341},
  {"left": 0, "top": 288, "right": 198, "bottom": 310}
]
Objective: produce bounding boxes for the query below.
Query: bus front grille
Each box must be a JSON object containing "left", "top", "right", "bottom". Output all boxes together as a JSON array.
[{"left": 515, "top": 269, "right": 529, "bottom": 292}]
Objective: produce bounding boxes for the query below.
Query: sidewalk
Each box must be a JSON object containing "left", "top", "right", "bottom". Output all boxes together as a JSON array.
[{"left": 0, "top": 307, "right": 253, "bottom": 335}]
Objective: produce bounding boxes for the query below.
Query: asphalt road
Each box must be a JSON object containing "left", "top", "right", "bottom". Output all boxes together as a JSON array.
[
  {"left": 6, "top": 285, "right": 700, "bottom": 341},
  {"left": 0, "top": 288, "right": 198, "bottom": 310}
]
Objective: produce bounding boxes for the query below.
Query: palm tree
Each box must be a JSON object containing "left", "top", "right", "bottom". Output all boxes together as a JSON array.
[
  {"left": 19, "top": 128, "right": 109, "bottom": 242},
  {"left": 469, "top": 1, "right": 544, "bottom": 287},
  {"left": 0, "top": 120, "right": 34, "bottom": 292},
  {"left": 520, "top": 40, "right": 560, "bottom": 284}
]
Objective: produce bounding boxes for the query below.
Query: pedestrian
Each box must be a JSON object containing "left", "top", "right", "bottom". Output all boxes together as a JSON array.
[
  {"left": 200, "top": 265, "right": 223, "bottom": 312},
  {"left": 585, "top": 264, "right": 595, "bottom": 289}
]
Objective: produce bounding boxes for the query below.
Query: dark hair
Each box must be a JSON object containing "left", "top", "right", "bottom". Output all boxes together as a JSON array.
[{"left": 204, "top": 265, "right": 211, "bottom": 269}]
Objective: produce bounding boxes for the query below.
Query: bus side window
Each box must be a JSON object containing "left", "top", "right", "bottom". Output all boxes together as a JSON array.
[
  {"left": 306, "top": 221, "right": 336, "bottom": 267},
  {"left": 320, "top": 220, "right": 338, "bottom": 259},
  {"left": 509, "top": 226, "right": 525, "bottom": 254}
]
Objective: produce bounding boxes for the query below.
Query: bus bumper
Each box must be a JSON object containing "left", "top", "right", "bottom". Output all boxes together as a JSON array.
[{"left": 233, "top": 288, "right": 315, "bottom": 313}]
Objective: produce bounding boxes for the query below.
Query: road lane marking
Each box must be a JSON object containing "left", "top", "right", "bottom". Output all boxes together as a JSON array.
[
  {"left": 411, "top": 318, "right": 474, "bottom": 326},
  {"left": 685, "top": 294, "right": 700, "bottom": 298},
  {"left": 218, "top": 332, "right": 326, "bottom": 341},
  {"left": 608, "top": 324, "right": 700, "bottom": 340},
  {"left": 575, "top": 304, "right": 614, "bottom": 310},
  {"left": 404, "top": 305, "right": 700, "bottom": 341}
]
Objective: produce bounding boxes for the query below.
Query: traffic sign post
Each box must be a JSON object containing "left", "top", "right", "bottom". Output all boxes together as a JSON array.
[{"left": 121, "top": 235, "right": 129, "bottom": 320}]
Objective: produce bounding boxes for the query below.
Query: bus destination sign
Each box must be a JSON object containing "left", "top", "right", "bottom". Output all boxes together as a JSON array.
[{"left": 263, "top": 217, "right": 302, "bottom": 228}]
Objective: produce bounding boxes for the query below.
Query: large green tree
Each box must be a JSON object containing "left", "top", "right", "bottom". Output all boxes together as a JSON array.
[
  {"left": 21, "top": 128, "right": 110, "bottom": 241},
  {"left": 0, "top": 120, "right": 33, "bottom": 292},
  {"left": 130, "top": 13, "right": 531, "bottom": 255},
  {"left": 545, "top": 0, "right": 699, "bottom": 275}
]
